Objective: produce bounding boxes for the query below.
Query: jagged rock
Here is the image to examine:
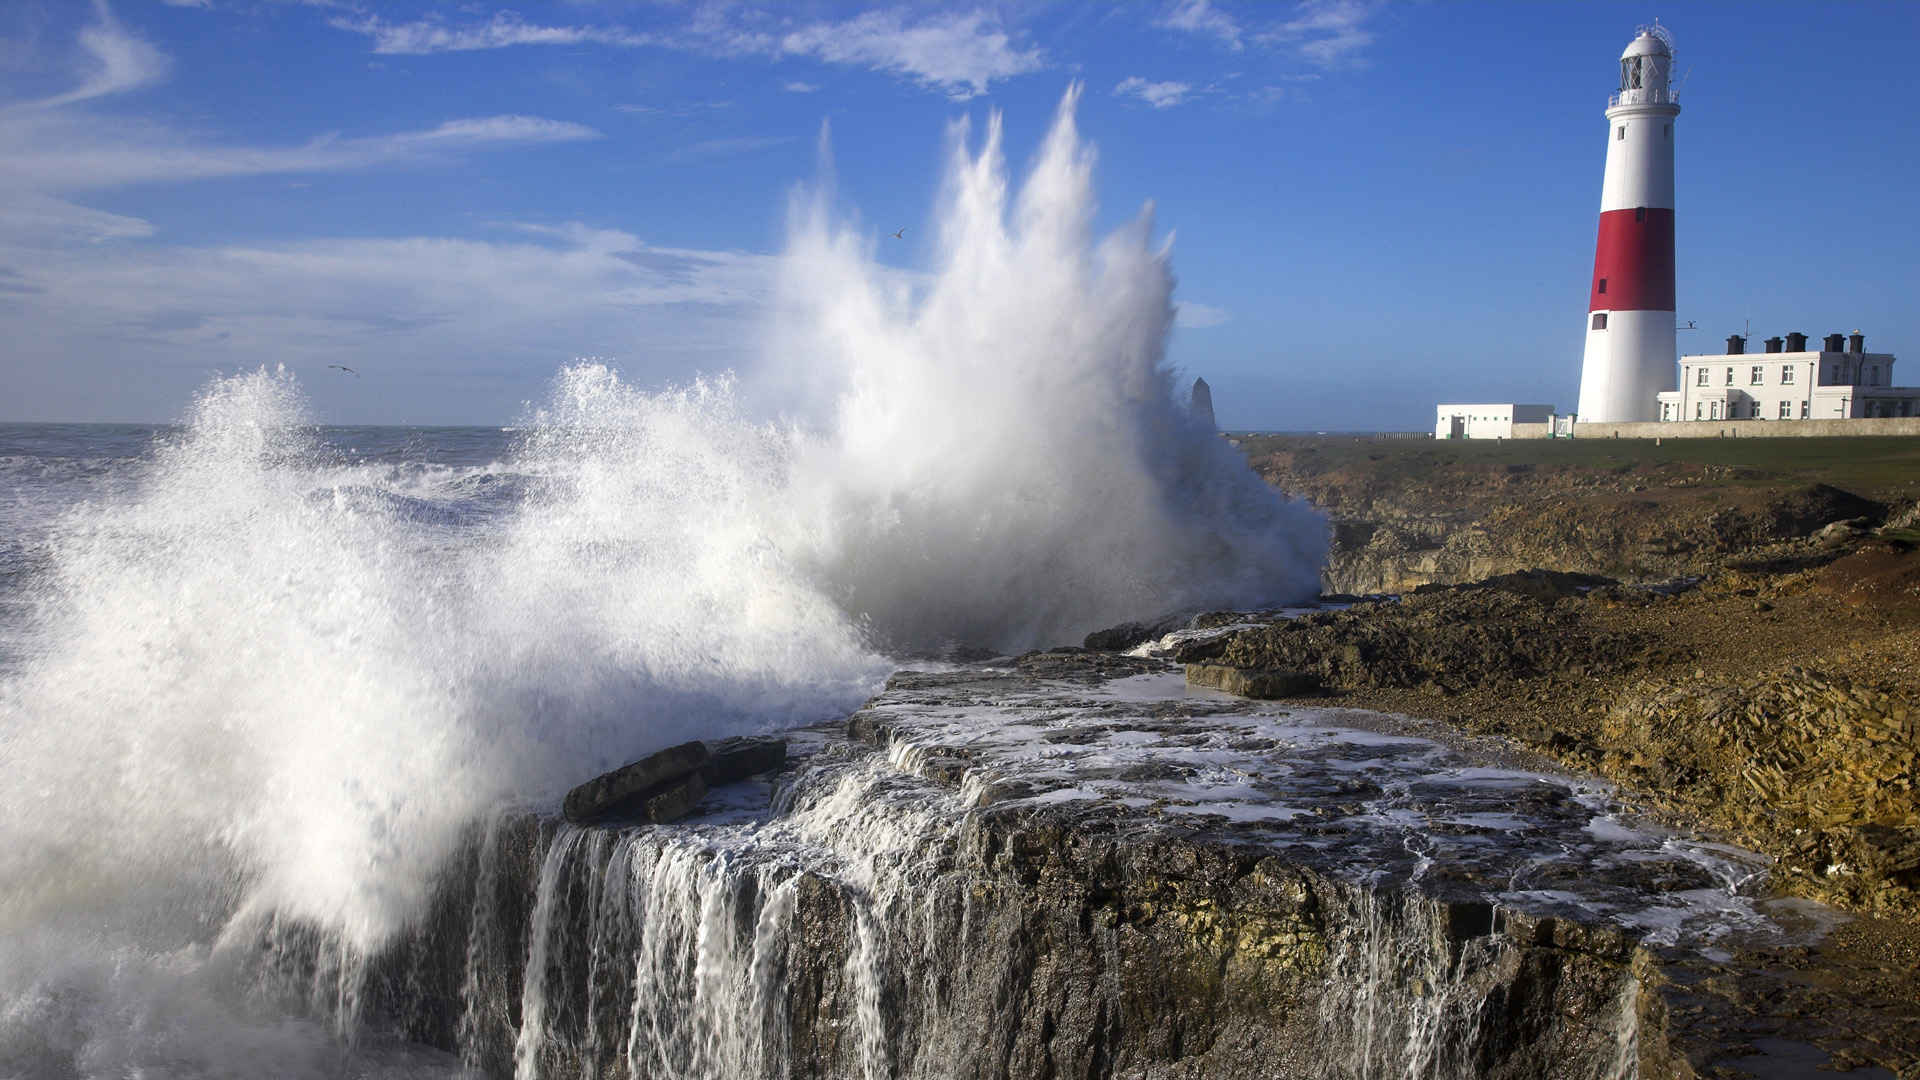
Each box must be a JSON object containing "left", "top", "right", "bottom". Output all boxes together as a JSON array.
[
  {"left": 1186, "top": 663, "right": 1322, "bottom": 699},
  {"left": 703, "top": 736, "right": 788, "bottom": 786},
  {"left": 643, "top": 772, "right": 707, "bottom": 824},
  {"left": 562, "top": 740, "right": 710, "bottom": 823},
  {"left": 1082, "top": 612, "right": 1192, "bottom": 651}
]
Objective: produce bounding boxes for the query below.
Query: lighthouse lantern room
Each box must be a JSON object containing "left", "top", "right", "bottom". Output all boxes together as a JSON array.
[{"left": 1576, "top": 24, "right": 1681, "bottom": 423}]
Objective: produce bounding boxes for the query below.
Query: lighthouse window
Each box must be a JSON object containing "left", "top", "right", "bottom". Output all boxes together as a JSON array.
[
  {"left": 1616, "top": 126, "right": 1626, "bottom": 140},
  {"left": 1635, "top": 207, "right": 1646, "bottom": 222},
  {"left": 1597, "top": 278, "right": 1607, "bottom": 294},
  {"left": 1664, "top": 124, "right": 1672, "bottom": 138},
  {"left": 1591, "top": 313, "right": 1608, "bottom": 330}
]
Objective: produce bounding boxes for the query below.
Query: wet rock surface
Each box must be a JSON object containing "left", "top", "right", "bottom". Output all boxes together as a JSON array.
[
  {"left": 286, "top": 649, "right": 1920, "bottom": 1078},
  {"left": 1167, "top": 547, "right": 1920, "bottom": 928}
]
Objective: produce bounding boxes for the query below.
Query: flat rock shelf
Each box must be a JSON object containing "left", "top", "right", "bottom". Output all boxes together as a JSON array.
[{"left": 252, "top": 651, "right": 1919, "bottom": 1079}]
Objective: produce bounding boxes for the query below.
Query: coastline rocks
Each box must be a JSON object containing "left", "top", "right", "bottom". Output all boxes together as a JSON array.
[
  {"left": 563, "top": 740, "right": 710, "bottom": 824},
  {"left": 1174, "top": 575, "right": 1670, "bottom": 698},
  {"left": 564, "top": 736, "right": 791, "bottom": 824},
  {"left": 1602, "top": 668, "right": 1918, "bottom": 916},
  {"left": 1082, "top": 611, "right": 1195, "bottom": 651},
  {"left": 1185, "top": 663, "right": 1321, "bottom": 699},
  {"left": 703, "top": 736, "right": 788, "bottom": 786}
]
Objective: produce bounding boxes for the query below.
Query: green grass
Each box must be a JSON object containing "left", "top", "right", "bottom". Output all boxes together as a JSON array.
[{"left": 1233, "top": 434, "right": 1920, "bottom": 499}]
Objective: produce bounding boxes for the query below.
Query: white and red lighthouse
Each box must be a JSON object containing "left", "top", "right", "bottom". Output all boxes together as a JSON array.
[{"left": 1576, "top": 25, "right": 1681, "bottom": 423}]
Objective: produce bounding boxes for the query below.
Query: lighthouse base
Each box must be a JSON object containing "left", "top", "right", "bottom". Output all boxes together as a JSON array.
[{"left": 1577, "top": 309, "right": 1675, "bottom": 423}]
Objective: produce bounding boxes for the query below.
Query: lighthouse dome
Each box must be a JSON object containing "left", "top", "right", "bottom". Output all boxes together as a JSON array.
[{"left": 1620, "top": 32, "right": 1671, "bottom": 60}]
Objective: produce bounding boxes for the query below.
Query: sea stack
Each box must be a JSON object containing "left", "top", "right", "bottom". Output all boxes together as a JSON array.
[{"left": 1189, "top": 376, "right": 1216, "bottom": 430}]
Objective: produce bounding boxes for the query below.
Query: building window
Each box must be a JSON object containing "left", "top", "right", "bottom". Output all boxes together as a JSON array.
[
  {"left": 1617, "top": 126, "right": 1626, "bottom": 140},
  {"left": 1868, "top": 365, "right": 1880, "bottom": 385},
  {"left": 1779, "top": 400, "right": 1791, "bottom": 419},
  {"left": 1750, "top": 365, "right": 1763, "bottom": 385},
  {"left": 1591, "top": 313, "right": 1608, "bottom": 330},
  {"left": 1801, "top": 400, "right": 1809, "bottom": 419},
  {"left": 1711, "top": 402, "right": 1721, "bottom": 419},
  {"left": 1696, "top": 367, "right": 1709, "bottom": 386},
  {"left": 1782, "top": 366, "right": 1795, "bottom": 385},
  {"left": 1831, "top": 365, "right": 1842, "bottom": 383},
  {"left": 1597, "top": 278, "right": 1607, "bottom": 294},
  {"left": 1695, "top": 402, "right": 1703, "bottom": 419},
  {"left": 1725, "top": 367, "right": 1735, "bottom": 385}
]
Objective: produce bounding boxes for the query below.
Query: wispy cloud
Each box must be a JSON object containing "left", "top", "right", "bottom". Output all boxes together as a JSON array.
[
  {"left": 1114, "top": 76, "right": 1193, "bottom": 109},
  {"left": 666, "top": 135, "right": 798, "bottom": 164},
  {"left": 18, "top": 1, "right": 170, "bottom": 109},
  {"left": 1158, "top": 0, "right": 1243, "bottom": 52},
  {"left": 0, "top": 223, "right": 781, "bottom": 421},
  {"left": 0, "top": 10, "right": 600, "bottom": 245},
  {"left": 1258, "top": 0, "right": 1377, "bottom": 68},
  {"left": 1, "top": 111, "right": 600, "bottom": 194},
  {"left": 775, "top": 9, "right": 1043, "bottom": 101},
  {"left": 1157, "top": 0, "right": 1380, "bottom": 68},
  {"left": 325, "top": 6, "right": 1043, "bottom": 100},
  {"left": 614, "top": 100, "right": 733, "bottom": 117},
  {"left": 328, "top": 11, "right": 655, "bottom": 54},
  {"left": 783, "top": 81, "right": 820, "bottom": 94}
]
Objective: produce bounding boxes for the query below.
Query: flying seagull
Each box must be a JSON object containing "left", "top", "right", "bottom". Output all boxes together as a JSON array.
[
  {"left": 889, "top": 228, "right": 905, "bottom": 239},
  {"left": 327, "top": 364, "right": 359, "bottom": 377}
]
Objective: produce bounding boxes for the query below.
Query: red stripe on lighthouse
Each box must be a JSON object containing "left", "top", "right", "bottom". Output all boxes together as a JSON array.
[{"left": 1587, "top": 207, "right": 1675, "bottom": 312}]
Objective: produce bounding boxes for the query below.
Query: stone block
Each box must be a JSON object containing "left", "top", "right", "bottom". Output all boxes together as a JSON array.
[
  {"left": 702, "top": 736, "right": 788, "bottom": 786},
  {"left": 562, "top": 740, "right": 710, "bottom": 823},
  {"left": 645, "top": 772, "right": 708, "bottom": 824},
  {"left": 1185, "top": 663, "right": 1322, "bottom": 699}
]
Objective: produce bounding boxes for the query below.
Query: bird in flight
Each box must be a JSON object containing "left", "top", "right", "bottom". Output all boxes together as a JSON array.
[
  {"left": 889, "top": 228, "right": 905, "bottom": 239},
  {"left": 327, "top": 364, "right": 359, "bottom": 377}
]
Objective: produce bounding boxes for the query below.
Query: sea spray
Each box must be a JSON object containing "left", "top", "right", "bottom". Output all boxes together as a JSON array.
[
  {"left": 0, "top": 86, "right": 1327, "bottom": 1074},
  {"left": 767, "top": 85, "right": 1326, "bottom": 650}
]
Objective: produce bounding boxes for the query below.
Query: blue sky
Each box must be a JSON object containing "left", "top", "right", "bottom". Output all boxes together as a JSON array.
[{"left": 3, "top": 1, "right": 1917, "bottom": 429}]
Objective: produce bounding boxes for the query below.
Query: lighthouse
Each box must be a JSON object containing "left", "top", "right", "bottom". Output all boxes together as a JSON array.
[{"left": 1576, "top": 25, "right": 1681, "bottom": 423}]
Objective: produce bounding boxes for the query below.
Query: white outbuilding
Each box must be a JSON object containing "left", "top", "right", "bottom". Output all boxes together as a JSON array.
[{"left": 1434, "top": 404, "right": 1558, "bottom": 440}]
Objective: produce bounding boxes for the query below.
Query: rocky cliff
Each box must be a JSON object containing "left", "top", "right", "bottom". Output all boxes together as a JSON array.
[{"left": 1238, "top": 435, "right": 1917, "bottom": 595}]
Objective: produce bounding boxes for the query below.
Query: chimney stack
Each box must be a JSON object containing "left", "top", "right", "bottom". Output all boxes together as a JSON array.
[
  {"left": 1785, "top": 331, "right": 1807, "bottom": 352},
  {"left": 1848, "top": 331, "right": 1866, "bottom": 353},
  {"left": 1725, "top": 334, "right": 1745, "bottom": 354},
  {"left": 1824, "top": 333, "right": 1845, "bottom": 353},
  {"left": 1764, "top": 336, "right": 1784, "bottom": 353}
]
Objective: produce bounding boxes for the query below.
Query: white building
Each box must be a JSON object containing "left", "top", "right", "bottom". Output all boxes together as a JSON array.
[
  {"left": 1656, "top": 331, "right": 1919, "bottom": 422},
  {"left": 1435, "top": 404, "right": 1558, "bottom": 440}
]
